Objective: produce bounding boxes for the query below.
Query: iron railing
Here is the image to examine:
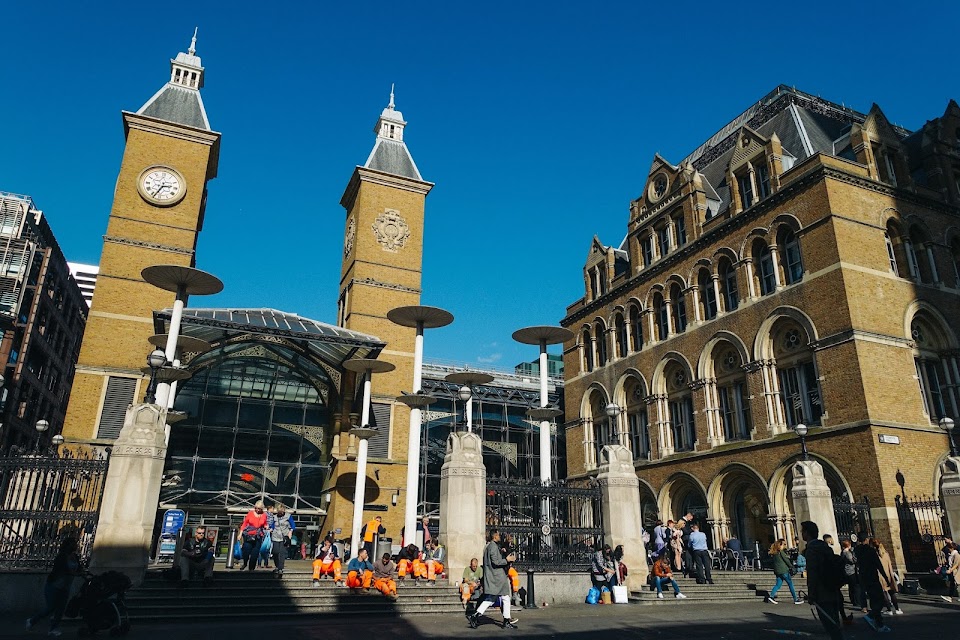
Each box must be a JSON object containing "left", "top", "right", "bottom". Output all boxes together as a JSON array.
[
  {"left": 833, "top": 494, "right": 874, "bottom": 542},
  {"left": 895, "top": 494, "right": 951, "bottom": 572},
  {"left": 0, "top": 446, "right": 109, "bottom": 569},
  {"left": 486, "top": 478, "right": 603, "bottom": 572}
]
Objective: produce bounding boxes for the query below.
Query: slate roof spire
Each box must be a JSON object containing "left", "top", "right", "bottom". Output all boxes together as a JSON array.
[
  {"left": 135, "top": 29, "right": 212, "bottom": 131},
  {"left": 363, "top": 86, "right": 423, "bottom": 181}
]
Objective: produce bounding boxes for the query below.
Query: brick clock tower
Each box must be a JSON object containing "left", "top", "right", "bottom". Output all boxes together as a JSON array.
[
  {"left": 327, "top": 89, "right": 433, "bottom": 537},
  {"left": 63, "top": 33, "right": 220, "bottom": 443}
]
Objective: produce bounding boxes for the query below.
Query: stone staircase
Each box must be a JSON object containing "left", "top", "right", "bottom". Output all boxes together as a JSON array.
[
  {"left": 631, "top": 570, "right": 808, "bottom": 605},
  {"left": 127, "top": 565, "right": 464, "bottom": 622}
]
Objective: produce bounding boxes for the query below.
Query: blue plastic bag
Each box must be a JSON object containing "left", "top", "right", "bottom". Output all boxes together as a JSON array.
[
  {"left": 260, "top": 535, "right": 272, "bottom": 554},
  {"left": 585, "top": 586, "right": 600, "bottom": 604},
  {"left": 233, "top": 541, "right": 243, "bottom": 560}
]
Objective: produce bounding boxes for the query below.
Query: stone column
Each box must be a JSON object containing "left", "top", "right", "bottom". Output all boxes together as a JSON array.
[
  {"left": 598, "top": 444, "right": 648, "bottom": 588},
  {"left": 940, "top": 457, "right": 960, "bottom": 540},
  {"left": 439, "top": 431, "right": 486, "bottom": 585},
  {"left": 90, "top": 403, "right": 168, "bottom": 584},
  {"left": 790, "top": 460, "right": 838, "bottom": 554}
]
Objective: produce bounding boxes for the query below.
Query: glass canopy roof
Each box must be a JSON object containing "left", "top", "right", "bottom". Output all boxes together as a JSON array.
[{"left": 153, "top": 308, "right": 386, "bottom": 371}]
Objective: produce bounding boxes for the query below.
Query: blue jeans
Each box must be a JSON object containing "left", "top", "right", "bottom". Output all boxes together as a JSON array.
[
  {"left": 770, "top": 572, "right": 797, "bottom": 601},
  {"left": 28, "top": 583, "right": 71, "bottom": 631},
  {"left": 654, "top": 576, "right": 680, "bottom": 595}
]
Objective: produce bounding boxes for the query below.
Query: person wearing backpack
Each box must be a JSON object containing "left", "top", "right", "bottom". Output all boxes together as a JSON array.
[{"left": 801, "top": 521, "right": 845, "bottom": 640}]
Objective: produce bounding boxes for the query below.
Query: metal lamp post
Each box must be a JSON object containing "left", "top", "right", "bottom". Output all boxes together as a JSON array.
[
  {"left": 512, "top": 326, "right": 574, "bottom": 483},
  {"left": 344, "top": 358, "right": 396, "bottom": 550},
  {"left": 605, "top": 402, "right": 622, "bottom": 448},
  {"left": 940, "top": 416, "right": 957, "bottom": 457},
  {"left": 35, "top": 418, "right": 49, "bottom": 450},
  {"left": 444, "top": 371, "right": 494, "bottom": 433},
  {"left": 144, "top": 349, "right": 167, "bottom": 404},
  {"left": 388, "top": 305, "right": 453, "bottom": 548},
  {"left": 794, "top": 423, "right": 810, "bottom": 460}
]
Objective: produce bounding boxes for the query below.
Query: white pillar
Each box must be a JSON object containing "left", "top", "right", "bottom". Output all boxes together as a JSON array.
[
  {"left": 351, "top": 371, "right": 374, "bottom": 547},
  {"left": 403, "top": 323, "right": 425, "bottom": 545},
  {"left": 466, "top": 396, "right": 473, "bottom": 433},
  {"left": 155, "top": 290, "right": 185, "bottom": 409},
  {"left": 539, "top": 339, "right": 551, "bottom": 483}
]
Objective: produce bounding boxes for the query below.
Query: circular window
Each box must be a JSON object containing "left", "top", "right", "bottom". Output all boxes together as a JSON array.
[
  {"left": 722, "top": 350, "right": 739, "bottom": 372},
  {"left": 911, "top": 321, "right": 925, "bottom": 344},
  {"left": 783, "top": 329, "right": 803, "bottom": 351},
  {"left": 649, "top": 174, "right": 669, "bottom": 202}
]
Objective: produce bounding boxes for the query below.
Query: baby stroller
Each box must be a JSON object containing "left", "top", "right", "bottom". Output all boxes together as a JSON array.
[{"left": 65, "top": 571, "right": 132, "bottom": 636}]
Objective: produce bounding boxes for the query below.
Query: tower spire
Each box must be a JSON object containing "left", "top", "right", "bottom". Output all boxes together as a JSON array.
[
  {"left": 188, "top": 27, "right": 198, "bottom": 56},
  {"left": 389, "top": 84, "right": 395, "bottom": 109}
]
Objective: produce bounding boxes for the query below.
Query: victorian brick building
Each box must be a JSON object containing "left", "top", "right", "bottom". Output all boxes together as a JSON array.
[{"left": 561, "top": 86, "right": 960, "bottom": 568}]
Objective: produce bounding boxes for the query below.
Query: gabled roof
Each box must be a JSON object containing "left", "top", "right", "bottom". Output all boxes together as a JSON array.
[
  {"left": 364, "top": 137, "right": 422, "bottom": 181},
  {"left": 137, "top": 83, "right": 211, "bottom": 131}
]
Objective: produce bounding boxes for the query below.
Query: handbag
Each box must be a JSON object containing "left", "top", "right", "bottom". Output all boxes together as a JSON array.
[{"left": 612, "top": 584, "right": 629, "bottom": 604}]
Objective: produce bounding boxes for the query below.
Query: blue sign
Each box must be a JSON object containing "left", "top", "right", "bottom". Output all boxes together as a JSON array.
[{"left": 161, "top": 509, "right": 185, "bottom": 535}]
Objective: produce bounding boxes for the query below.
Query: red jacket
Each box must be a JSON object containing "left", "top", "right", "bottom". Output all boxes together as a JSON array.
[{"left": 240, "top": 510, "right": 267, "bottom": 536}]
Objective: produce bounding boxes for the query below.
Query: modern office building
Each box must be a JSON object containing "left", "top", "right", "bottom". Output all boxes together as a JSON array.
[
  {"left": 67, "top": 262, "right": 98, "bottom": 308},
  {"left": 0, "top": 192, "right": 88, "bottom": 450},
  {"left": 561, "top": 86, "right": 960, "bottom": 570}
]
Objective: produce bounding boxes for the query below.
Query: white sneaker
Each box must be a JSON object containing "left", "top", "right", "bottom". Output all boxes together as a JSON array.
[
  {"left": 940, "top": 595, "right": 953, "bottom": 602},
  {"left": 675, "top": 593, "right": 687, "bottom": 599},
  {"left": 657, "top": 593, "right": 664, "bottom": 599},
  {"left": 894, "top": 608, "right": 904, "bottom": 615},
  {"left": 794, "top": 600, "right": 803, "bottom": 605},
  {"left": 767, "top": 597, "right": 779, "bottom": 605}
]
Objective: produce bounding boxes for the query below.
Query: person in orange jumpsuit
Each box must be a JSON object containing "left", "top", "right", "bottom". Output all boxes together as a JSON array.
[
  {"left": 460, "top": 557, "right": 482, "bottom": 607},
  {"left": 359, "top": 516, "right": 386, "bottom": 558},
  {"left": 397, "top": 543, "right": 420, "bottom": 582},
  {"left": 373, "top": 553, "right": 399, "bottom": 600},
  {"left": 346, "top": 548, "right": 375, "bottom": 592},
  {"left": 424, "top": 540, "right": 445, "bottom": 583},
  {"left": 311, "top": 537, "right": 342, "bottom": 586}
]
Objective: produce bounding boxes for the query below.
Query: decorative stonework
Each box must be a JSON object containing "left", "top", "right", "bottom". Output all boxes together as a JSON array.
[
  {"left": 343, "top": 216, "right": 356, "bottom": 258},
  {"left": 352, "top": 277, "right": 421, "bottom": 294},
  {"left": 103, "top": 235, "right": 193, "bottom": 256},
  {"left": 483, "top": 440, "right": 518, "bottom": 466},
  {"left": 372, "top": 209, "right": 410, "bottom": 252}
]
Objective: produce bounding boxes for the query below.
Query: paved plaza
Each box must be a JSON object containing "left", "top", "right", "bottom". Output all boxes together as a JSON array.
[{"left": 8, "top": 598, "right": 955, "bottom": 640}]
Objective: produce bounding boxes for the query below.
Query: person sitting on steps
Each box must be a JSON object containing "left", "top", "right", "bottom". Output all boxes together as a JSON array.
[
  {"left": 460, "top": 557, "right": 483, "bottom": 608},
  {"left": 346, "top": 548, "right": 375, "bottom": 593},
  {"left": 178, "top": 525, "right": 214, "bottom": 587},
  {"left": 373, "top": 552, "right": 399, "bottom": 600},
  {"left": 312, "top": 537, "right": 343, "bottom": 586},
  {"left": 652, "top": 551, "right": 687, "bottom": 599}
]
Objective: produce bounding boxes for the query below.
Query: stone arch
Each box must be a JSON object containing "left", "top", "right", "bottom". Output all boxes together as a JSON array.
[
  {"left": 638, "top": 479, "right": 660, "bottom": 529},
  {"left": 739, "top": 226, "right": 770, "bottom": 256},
  {"left": 767, "top": 454, "right": 853, "bottom": 544},
  {"left": 770, "top": 213, "right": 803, "bottom": 233},
  {"left": 665, "top": 273, "right": 688, "bottom": 290},
  {"left": 651, "top": 352, "right": 695, "bottom": 394},
  {"left": 658, "top": 472, "right": 710, "bottom": 526},
  {"left": 645, "top": 283, "right": 665, "bottom": 309},
  {"left": 904, "top": 300, "right": 959, "bottom": 349},
  {"left": 753, "top": 306, "right": 819, "bottom": 361},
  {"left": 707, "top": 462, "right": 774, "bottom": 549},
  {"left": 613, "top": 368, "right": 648, "bottom": 407},
  {"left": 688, "top": 258, "right": 713, "bottom": 286},
  {"left": 698, "top": 330, "right": 751, "bottom": 379},
  {"left": 581, "top": 383, "right": 611, "bottom": 470},
  {"left": 713, "top": 246, "right": 741, "bottom": 268},
  {"left": 877, "top": 206, "right": 903, "bottom": 228}
]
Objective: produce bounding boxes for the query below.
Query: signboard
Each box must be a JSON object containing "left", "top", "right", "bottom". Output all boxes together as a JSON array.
[
  {"left": 878, "top": 434, "right": 900, "bottom": 445},
  {"left": 162, "top": 509, "right": 186, "bottom": 535}
]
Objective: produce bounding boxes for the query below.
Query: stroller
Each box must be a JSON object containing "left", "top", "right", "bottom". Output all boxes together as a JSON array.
[{"left": 65, "top": 571, "right": 132, "bottom": 636}]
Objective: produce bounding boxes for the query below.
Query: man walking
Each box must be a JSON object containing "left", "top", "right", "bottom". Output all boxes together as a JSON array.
[
  {"left": 468, "top": 528, "right": 517, "bottom": 629},
  {"left": 802, "top": 521, "right": 844, "bottom": 640},
  {"left": 688, "top": 523, "right": 713, "bottom": 584},
  {"left": 854, "top": 537, "right": 891, "bottom": 632}
]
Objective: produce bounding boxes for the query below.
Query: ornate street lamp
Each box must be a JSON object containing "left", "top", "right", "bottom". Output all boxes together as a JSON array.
[
  {"left": 940, "top": 416, "right": 957, "bottom": 457},
  {"left": 144, "top": 349, "right": 167, "bottom": 404},
  {"left": 795, "top": 423, "right": 810, "bottom": 460},
  {"left": 605, "top": 402, "right": 622, "bottom": 445}
]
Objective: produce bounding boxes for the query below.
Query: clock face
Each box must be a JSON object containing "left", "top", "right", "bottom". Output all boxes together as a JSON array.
[{"left": 138, "top": 166, "right": 186, "bottom": 206}]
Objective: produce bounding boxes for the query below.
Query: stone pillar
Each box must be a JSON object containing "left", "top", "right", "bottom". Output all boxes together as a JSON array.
[
  {"left": 598, "top": 444, "right": 648, "bottom": 588},
  {"left": 90, "top": 403, "right": 167, "bottom": 583},
  {"left": 439, "top": 431, "right": 486, "bottom": 585},
  {"left": 790, "top": 460, "right": 838, "bottom": 553},
  {"left": 940, "top": 457, "right": 960, "bottom": 539}
]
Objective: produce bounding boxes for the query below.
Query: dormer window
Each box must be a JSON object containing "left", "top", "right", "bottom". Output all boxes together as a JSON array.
[
  {"left": 756, "top": 164, "right": 771, "bottom": 199},
  {"left": 737, "top": 173, "right": 754, "bottom": 208},
  {"left": 656, "top": 225, "right": 670, "bottom": 257}
]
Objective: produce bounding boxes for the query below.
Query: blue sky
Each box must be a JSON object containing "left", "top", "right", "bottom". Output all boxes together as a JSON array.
[{"left": 3, "top": 1, "right": 958, "bottom": 371}]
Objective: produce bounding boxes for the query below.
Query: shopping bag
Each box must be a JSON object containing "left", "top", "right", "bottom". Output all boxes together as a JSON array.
[
  {"left": 600, "top": 587, "right": 612, "bottom": 605},
  {"left": 585, "top": 586, "right": 600, "bottom": 604},
  {"left": 233, "top": 541, "right": 243, "bottom": 560},
  {"left": 612, "top": 585, "right": 629, "bottom": 604}
]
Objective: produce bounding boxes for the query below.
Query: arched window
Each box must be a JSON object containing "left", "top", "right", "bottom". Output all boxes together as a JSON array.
[
  {"left": 698, "top": 269, "right": 717, "bottom": 320},
  {"left": 773, "top": 321, "right": 822, "bottom": 427},
  {"left": 665, "top": 362, "right": 695, "bottom": 452},
  {"left": 670, "top": 283, "right": 687, "bottom": 333},
  {"left": 754, "top": 240, "right": 776, "bottom": 295},
  {"left": 778, "top": 228, "right": 803, "bottom": 285},
  {"left": 625, "top": 376, "right": 650, "bottom": 460},
  {"left": 950, "top": 238, "right": 960, "bottom": 287},
  {"left": 640, "top": 234, "right": 655, "bottom": 268},
  {"left": 718, "top": 258, "right": 739, "bottom": 312},
  {"left": 713, "top": 345, "right": 751, "bottom": 441},
  {"left": 629, "top": 305, "right": 643, "bottom": 352},
  {"left": 911, "top": 315, "right": 958, "bottom": 421},
  {"left": 884, "top": 220, "right": 907, "bottom": 276},
  {"left": 654, "top": 293, "right": 669, "bottom": 341},
  {"left": 614, "top": 313, "right": 628, "bottom": 359},
  {"left": 582, "top": 329, "right": 594, "bottom": 373},
  {"left": 907, "top": 226, "right": 933, "bottom": 283},
  {"left": 595, "top": 321, "right": 608, "bottom": 367}
]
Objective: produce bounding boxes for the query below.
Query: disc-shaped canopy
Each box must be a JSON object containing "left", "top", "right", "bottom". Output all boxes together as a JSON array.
[
  {"left": 343, "top": 358, "right": 396, "bottom": 374},
  {"left": 444, "top": 371, "right": 495, "bottom": 386},
  {"left": 148, "top": 334, "right": 212, "bottom": 354},
  {"left": 528, "top": 407, "right": 563, "bottom": 420},
  {"left": 396, "top": 392, "right": 437, "bottom": 408},
  {"left": 142, "top": 265, "right": 224, "bottom": 296},
  {"left": 512, "top": 326, "right": 574, "bottom": 346},
  {"left": 141, "top": 366, "right": 193, "bottom": 383},
  {"left": 387, "top": 305, "right": 454, "bottom": 329}
]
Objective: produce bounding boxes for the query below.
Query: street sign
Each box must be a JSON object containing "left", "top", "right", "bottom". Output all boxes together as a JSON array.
[{"left": 162, "top": 509, "right": 185, "bottom": 535}]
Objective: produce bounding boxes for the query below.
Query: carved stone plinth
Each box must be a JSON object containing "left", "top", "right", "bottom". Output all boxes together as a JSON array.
[
  {"left": 791, "top": 460, "right": 838, "bottom": 553},
  {"left": 939, "top": 457, "right": 960, "bottom": 539},
  {"left": 439, "top": 431, "right": 486, "bottom": 585},
  {"left": 90, "top": 403, "right": 168, "bottom": 584},
  {"left": 598, "top": 444, "right": 648, "bottom": 585}
]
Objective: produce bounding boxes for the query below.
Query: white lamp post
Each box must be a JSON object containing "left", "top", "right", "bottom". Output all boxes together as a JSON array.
[
  {"left": 444, "top": 371, "right": 494, "bottom": 433},
  {"left": 388, "top": 305, "right": 453, "bottom": 545},
  {"left": 605, "top": 402, "right": 622, "bottom": 447},
  {"left": 343, "top": 358, "right": 396, "bottom": 551},
  {"left": 940, "top": 416, "right": 956, "bottom": 457},
  {"left": 794, "top": 423, "right": 810, "bottom": 460},
  {"left": 513, "top": 326, "right": 574, "bottom": 483}
]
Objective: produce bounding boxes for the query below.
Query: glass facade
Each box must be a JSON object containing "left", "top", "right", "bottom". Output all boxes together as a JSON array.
[
  {"left": 160, "top": 347, "right": 333, "bottom": 513},
  {"left": 419, "top": 375, "right": 565, "bottom": 516}
]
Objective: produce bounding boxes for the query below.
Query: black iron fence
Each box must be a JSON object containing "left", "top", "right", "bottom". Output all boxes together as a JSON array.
[
  {"left": 486, "top": 477, "right": 603, "bottom": 572},
  {"left": 895, "top": 494, "right": 951, "bottom": 572},
  {"left": 0, "top": 446, "right": 109, "bottom": 569},
  {"left": 833, "top": 495, "right": 874, "bottom": 542}
]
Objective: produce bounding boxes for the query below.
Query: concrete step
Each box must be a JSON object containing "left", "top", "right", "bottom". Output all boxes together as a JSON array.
[{"left": 128, "top": 601, "right": 466, "bottom": 622}]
